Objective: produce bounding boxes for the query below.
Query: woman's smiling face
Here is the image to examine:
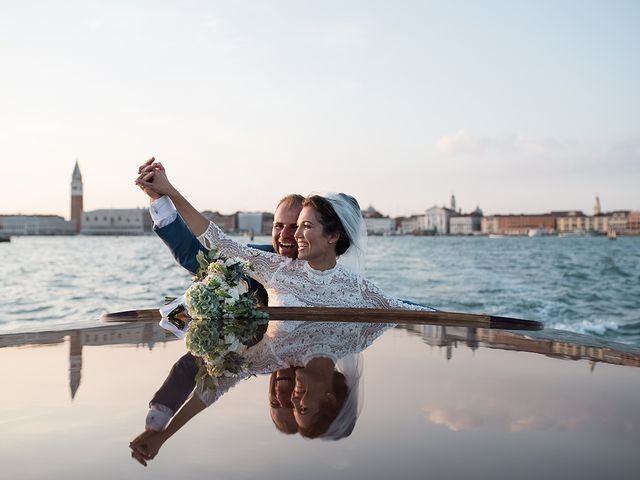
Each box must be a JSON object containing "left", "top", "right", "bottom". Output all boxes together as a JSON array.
[{"left": 294, "top": 206, "right": 339, "bottom": 269}]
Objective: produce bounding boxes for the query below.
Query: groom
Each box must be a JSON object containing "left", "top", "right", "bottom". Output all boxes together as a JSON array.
[
  {"left": 135, "top": 159, "right": 304, "bottom": 431},
  {"left": 137, "top": 159, "right": 303, "bottom": 283}
]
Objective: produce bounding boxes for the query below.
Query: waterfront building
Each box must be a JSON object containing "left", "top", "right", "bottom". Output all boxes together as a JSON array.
[
  {"left": 364, "top": 216, "right": 396, "bottom": 235},
  {"left": 608, "top": 211, "right": 630, "bottom": 234},
  {"left": 201, "top": 210, "right": 237, "bottom": 232},
  {"left": 586, "top": 213, "right": 610, "bottom": 233},
  {"left": 0, "top": 215, "right": 76, "bottom": 235},
  {"left": 362, "top": 205, "right": 395, "bottom": 234},
  {"left": 481, "top": 216, "right": 500, "bottom": 234},
  {"left": 398, "top": 215, "right": 427, "bottom": 235},
  {"left": 450, "top": 207, "right": 483, "bottom": 235},
  {"left": 70, "top": 161, "right": 83, "bottom": 233},
  {"left": 425, "top": 206, "right": 456, "bottom": 234},
  {"left": 554, "top": 211, "right": 587, "bottom": 234},
  {"left": 628, "top": 211, "right": 640, "bottom": 235},
  {"left": 481, "top": 214, "right": 555, "bottom": 236},
  {"left": 261, "top": 212, "right": 274, "bottom": 235},
  {"left": 237, "top": 212, "right": 271, "bottom": 235},
  {"left": 80, "top": 209, "right": 152, "bottom": 235}
]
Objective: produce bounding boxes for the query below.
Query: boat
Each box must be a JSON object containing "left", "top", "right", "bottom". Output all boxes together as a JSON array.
[
  {"left": 527, "top": 228, "right": 548, "bottom": 237},
  {"left": 608, "top": 229, "right": 617, "bottom": 240},
  {"left": 2, "top": 319, "right": 639, "bottom": 478},
  {"left": 0, "top": 234, "right": 10, "bottom": 242}
]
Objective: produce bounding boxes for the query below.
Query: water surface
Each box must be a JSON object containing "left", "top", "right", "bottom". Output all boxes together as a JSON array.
[{"left": 1, "top": 235, "right": 638, "bottom": 344}]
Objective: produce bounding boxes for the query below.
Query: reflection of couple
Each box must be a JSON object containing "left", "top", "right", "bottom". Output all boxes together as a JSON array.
[{"left": 130, "top": 158, "right": 432, "bottom": 464}]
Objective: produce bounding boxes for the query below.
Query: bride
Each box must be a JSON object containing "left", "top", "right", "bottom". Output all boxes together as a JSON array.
[
  {"left": 130, "top": 159, "right": 434, "bottom": 463},
  {"left": 136, "top": 159, "right": 433, "bottom": 312}
]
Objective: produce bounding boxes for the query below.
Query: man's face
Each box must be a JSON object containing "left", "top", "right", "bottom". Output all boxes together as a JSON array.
[{"left": 272, "top": 204, "right": 302, "bottom": 258}]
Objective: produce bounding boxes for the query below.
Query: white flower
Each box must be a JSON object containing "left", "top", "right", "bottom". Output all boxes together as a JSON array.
[
  {"left": 224, "top": 257, "right": 241, "bottom": 267},
  {"left": 237, "top": 279, "right": 249, "bottom": 295},
  {"left": 228, "top": 338, "right": 241, "bottom": 352}
]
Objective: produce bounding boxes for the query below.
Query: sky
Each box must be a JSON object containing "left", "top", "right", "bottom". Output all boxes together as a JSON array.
[{"left": 1, "top": 0, "right": 638, "bottom": 218}]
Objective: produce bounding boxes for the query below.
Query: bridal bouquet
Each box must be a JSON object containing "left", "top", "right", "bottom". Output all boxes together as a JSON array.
[{"left": 170, "top": 249, "right": 269, "bottom": 389}]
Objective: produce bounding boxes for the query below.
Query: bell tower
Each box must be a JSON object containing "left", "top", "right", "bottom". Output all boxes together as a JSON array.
[
  {"left": 71, "top": 160, "right": 83, "bottom": 233},
  {"left": 593, "top": 194, "right": 601, "bottom": 216}
]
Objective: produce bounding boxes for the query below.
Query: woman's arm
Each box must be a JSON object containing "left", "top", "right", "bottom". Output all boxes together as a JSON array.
[{"left": 359, "top": 276, "right": 437, "bottom": 311}]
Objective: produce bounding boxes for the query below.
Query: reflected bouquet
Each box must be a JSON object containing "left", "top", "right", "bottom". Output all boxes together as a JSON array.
[{"left": 167, "top": 249, "right": 268, "bottom": 389}]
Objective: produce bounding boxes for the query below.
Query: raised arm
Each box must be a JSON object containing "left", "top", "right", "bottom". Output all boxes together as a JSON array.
[
  {"left": 136, "top": 159, "right": 209, "bottom": 236},
  {"left": 136, "top": 159, "right": 288, "bottom": 286}
]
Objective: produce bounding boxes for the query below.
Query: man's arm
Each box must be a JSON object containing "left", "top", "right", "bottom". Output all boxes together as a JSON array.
[
  {"left": 154, "top": 213, "right": 206, "bottom": 275},
  {"left": 137, "top": 159, "right": 206, "bottom": 275}
]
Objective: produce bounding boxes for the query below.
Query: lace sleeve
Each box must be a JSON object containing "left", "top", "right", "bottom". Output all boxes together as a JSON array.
[
  {"left": 194, "top": 375, "right": 245, "bottom": 407},
  {"left": 196, "top": 221, "right": 287, "bottom": 286},
  {"left": 359, "top": 277, "right": 436, "bottom": 311}
]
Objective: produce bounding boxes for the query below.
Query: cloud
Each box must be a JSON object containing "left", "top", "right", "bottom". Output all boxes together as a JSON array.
[{"left": 423, "top": 403, "right": 589, "bottom": 433}]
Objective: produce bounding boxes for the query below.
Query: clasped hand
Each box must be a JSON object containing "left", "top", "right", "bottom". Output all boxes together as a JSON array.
[
  {"left": 129, "top": 428, "right": 165, "bottom": 467},
  {"left": 135, "top": 157, "right": 175, "bottom": 198}
]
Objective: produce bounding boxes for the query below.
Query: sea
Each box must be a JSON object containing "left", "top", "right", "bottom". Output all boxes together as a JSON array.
[{"left": 1, "top": 235, "right": 639, "bottom": 345}]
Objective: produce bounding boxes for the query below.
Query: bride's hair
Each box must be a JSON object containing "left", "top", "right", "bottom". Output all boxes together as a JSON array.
[
  {"left": 303, "top": 195, "right": 352, "bottom": 255},
  {"left": 304, "top": 193, "right": 367, "bottom": 274},
  {"left": 298, "top": 371, "right": 348, "bottom": 439}
]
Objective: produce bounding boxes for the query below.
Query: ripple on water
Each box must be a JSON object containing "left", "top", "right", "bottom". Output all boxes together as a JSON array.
[{"left": 2, "top": 235, "right": 640, "bottom": 345}]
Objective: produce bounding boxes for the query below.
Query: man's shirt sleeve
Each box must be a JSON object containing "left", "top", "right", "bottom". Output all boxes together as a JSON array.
[{"left": 149, "top": 195, "right": 178, "bottom": 228}]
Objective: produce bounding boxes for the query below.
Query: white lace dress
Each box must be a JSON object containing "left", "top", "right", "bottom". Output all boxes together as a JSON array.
[
  {"left": 192, "top": 221, "right": 434, "bottom": 406},
  {"left": 197, "top": 221, "right": 434, "bottom": 311},
  {"left": 197, "top": 319, "right": 392, "bottom": 406}
]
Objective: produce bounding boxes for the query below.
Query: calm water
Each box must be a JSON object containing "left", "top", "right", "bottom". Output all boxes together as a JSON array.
[{"left": 1, "top": 235, "right": 639, "bottom": 345}]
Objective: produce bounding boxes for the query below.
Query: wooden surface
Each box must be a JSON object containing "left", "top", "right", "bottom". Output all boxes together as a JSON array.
[{"left": 101, "top": 306, "right": 543, "bottom": 330}]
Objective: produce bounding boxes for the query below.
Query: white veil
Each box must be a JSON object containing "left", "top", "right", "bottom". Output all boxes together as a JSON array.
[
  {"left": 323, "top": 192, "right": 368, "bottom": 275},
  {"left": 320, "top": 353, "right": 364, "bottom": 441}
]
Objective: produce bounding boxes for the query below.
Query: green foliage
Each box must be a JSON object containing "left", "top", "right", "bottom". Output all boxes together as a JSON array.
[{"left": 182, "top": 248, "right": 269, "bottom": 387}]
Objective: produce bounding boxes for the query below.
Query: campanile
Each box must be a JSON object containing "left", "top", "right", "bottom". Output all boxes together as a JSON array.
[{"left": 70, "top": 161, "right": 83, "bottom": 233}]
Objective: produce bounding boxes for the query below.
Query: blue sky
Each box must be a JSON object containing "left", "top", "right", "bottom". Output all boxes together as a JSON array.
[{"left": 1, "top": 0, "right": 638, "bottom": 217}]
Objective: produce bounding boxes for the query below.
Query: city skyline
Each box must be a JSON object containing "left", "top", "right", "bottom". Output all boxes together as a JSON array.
[{"left": 1, "top": 1, "right": 639, "bottom": 218}]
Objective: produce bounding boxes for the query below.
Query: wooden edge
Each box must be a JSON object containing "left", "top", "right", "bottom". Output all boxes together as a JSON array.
[{"left": 101, "top": 307, "right": 543, "bottom": 330}]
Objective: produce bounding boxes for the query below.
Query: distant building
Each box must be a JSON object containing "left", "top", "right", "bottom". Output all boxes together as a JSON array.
[
  {"left": 398, "top": 215, "right": 427, "bottom": 235},
  {"left": 362, "top": 205, "right": 384, "bottom": 219},
  {"left": 80, "top": 209, "right": 152, "bottom": 235},
  {"left": 593, "top": 195, "right": 601, "bottom": 216},
  {"left": 70, "top": 161, "right": 83, "bottom": 233},
  {"left": 481, "top": 214, "right": 555, "bottom": 236},
  {"left": 628, "top": 211, "right": 640, "bottom": 235},
  {"left": 450, "top": 207, "right": 483, "bottom": 235},
  {"left": 361, "top": 205, "right": 395, "bottom": 234},
  {"left": 608, "top": 211, "right": 630, "bottom": 234},
  {"left": 587, "top": 213, "right": 610, "bottom": 234},
  {"left": 425, "top": 206, "right": 456, "bottom": 234},
  {"left": 201, "top": 210, "right": 237, "bottom": 232},
  {"left": 0, "top": 215, "right": 75, "bottom": 235},
  {"left": 364, "top": 217, "right": 396, "bottom": 235},
  {"left": 553, "top": 211, "right": 587, "bottom": 234},
  {"left": 237, "top": 212, "right": 270, "bottom": 235}
]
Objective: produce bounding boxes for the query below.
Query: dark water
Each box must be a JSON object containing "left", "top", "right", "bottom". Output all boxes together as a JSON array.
[{"left": 1, "top": 235, "right": 639, "bottom": 345}]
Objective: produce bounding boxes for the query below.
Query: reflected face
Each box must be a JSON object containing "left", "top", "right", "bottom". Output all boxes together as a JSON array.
[
  {"left": 294, "top": 207, "right": 338, "bottom": 264},
  {"left": 291, "top": 365, "right": 336, "bottom": 429},
  {"left": 269, "top": 367, "right": 298, "bottom": 433},
  {"left": 269, "top": 367, "right": 296, "bottom": 409},
  {"left": 272, "top": 205, "right": 302, "bottom": 258}
]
